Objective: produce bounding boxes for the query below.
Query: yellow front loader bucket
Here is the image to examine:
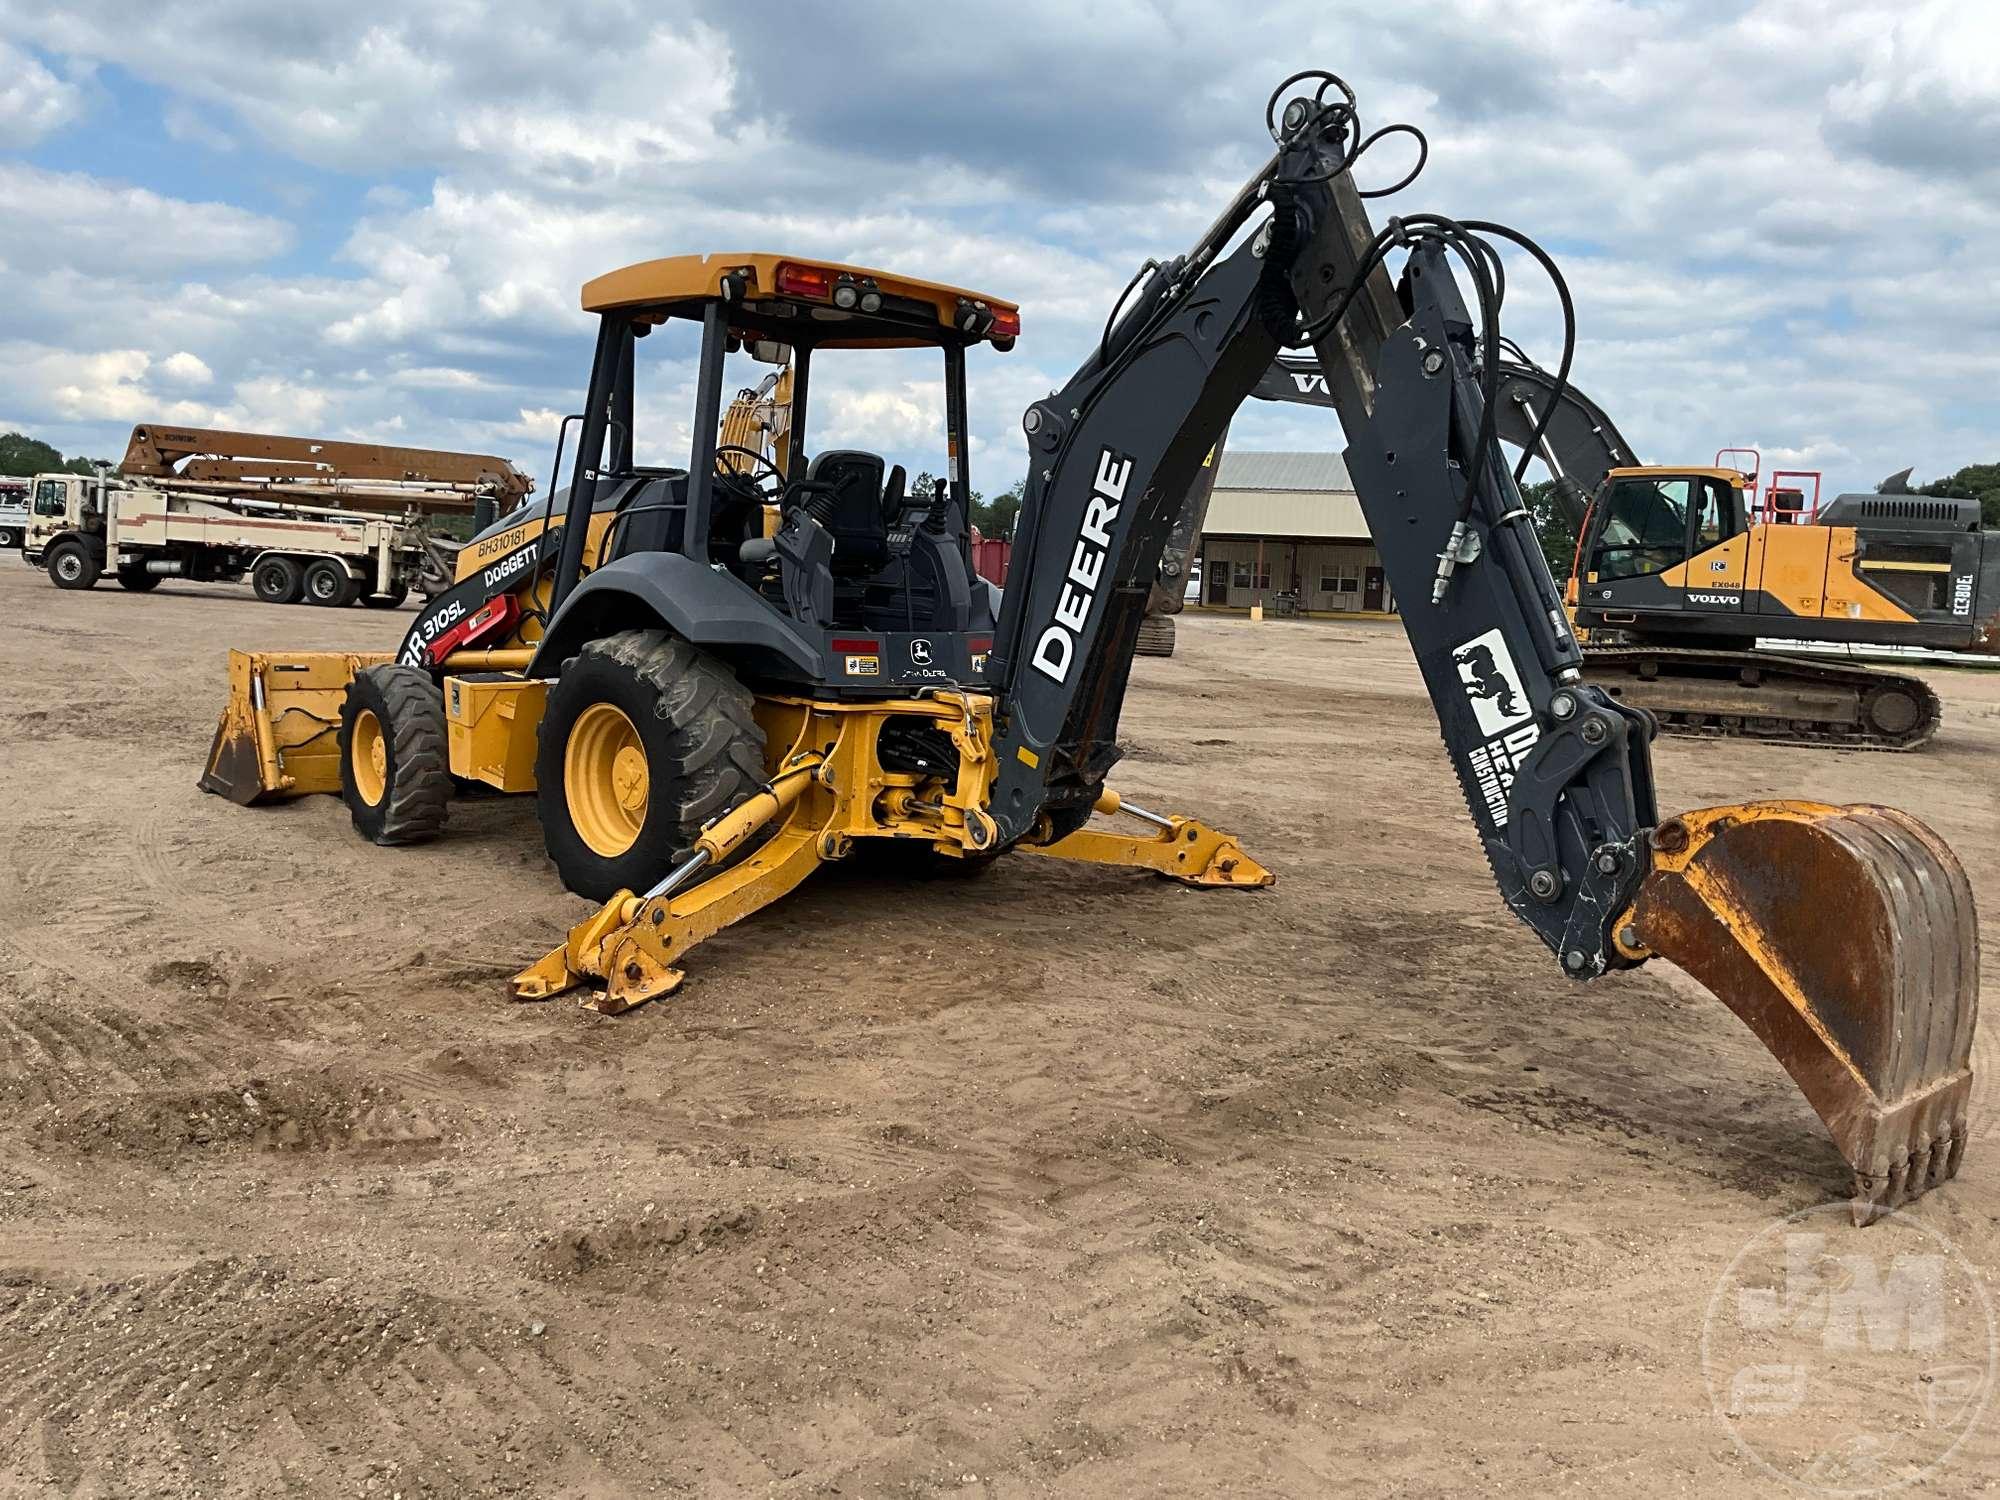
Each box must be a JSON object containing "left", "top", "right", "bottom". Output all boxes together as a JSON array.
[
  {"left": 1620, "top": 802, "right": 1977, "bottom": 1224},
  {"left": 199, "top": 650, "right": 384, "bottom": 804}
]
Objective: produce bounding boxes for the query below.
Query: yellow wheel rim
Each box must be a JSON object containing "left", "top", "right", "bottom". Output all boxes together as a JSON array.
[
  {"left": 566, "top": 702, "right": 649, "bottom": 858},
  {"left": 351, "top": 708, "right": 388, "bottom": 806}
]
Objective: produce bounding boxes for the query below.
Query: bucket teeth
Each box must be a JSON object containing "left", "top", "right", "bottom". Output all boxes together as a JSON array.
[
  {"left": 1627, "top": 802, "right": 1977, "bottom": 1226},
  {"left": 1851, "top": 1117, "right": 1967, "bottom": 1225}
]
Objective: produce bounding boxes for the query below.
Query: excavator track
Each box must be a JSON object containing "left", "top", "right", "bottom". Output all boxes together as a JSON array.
[{"left": 1582, "top": 646, "right": 1943, "bottom": 751}]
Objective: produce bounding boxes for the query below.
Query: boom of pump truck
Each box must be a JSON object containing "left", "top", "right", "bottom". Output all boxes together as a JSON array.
[
  {"left": 24, "top": 426, "right": 532, "bottom": 606},
  {"left": 201, "top": 71, "right": 1976, "bottom": 1227}
]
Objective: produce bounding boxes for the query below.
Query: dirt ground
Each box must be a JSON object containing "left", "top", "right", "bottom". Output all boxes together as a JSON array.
[{"left": 1, "top": 559, "right": 1997, "bottom": 1498}]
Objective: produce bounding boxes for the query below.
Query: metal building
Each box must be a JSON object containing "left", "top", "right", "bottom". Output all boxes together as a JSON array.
[{"left": 1195, "top": 451, "right": 1395, "bottom": 615}]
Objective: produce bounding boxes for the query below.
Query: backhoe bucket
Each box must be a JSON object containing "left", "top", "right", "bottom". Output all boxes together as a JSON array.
[
  {"left": 1620, "top": 802, "right": 1977, "bottom": 1224},
  {"left": 198, "top": 650, "right": 385, "bottom": 804}
]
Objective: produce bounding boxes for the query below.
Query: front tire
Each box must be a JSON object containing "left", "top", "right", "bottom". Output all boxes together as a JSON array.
[
  {"left": 362, "top": 581, "right": 410, "bottom": 610},
  {"left": 253, "top": 556, "right": 304, "bottom": 604},
  {"left": 47, "top": 540, "right": 100, "bottom": 590},
  {"left": 338, "top": 666, "right": 451, "bottom": 845},
  {"left": 535, "top": 629, "right": 767, "bottom": 901}
]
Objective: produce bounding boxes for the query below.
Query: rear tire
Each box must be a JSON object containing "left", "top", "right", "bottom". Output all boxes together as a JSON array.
[
  {"left": 535, "top": 629, "right": 767, "bottom": 901},
  {"left": 253, "top": 556, "right": 304, "bottom": 604},
  {"left": 47, "top": 540, "right": 100, "bottom": 590},
  {"left": 304, "top": 558, "right": 355, "bottom": 607},
  {"left": 0, "top": 527, "right": 17, "bottom": 548},
  {"left": 339, "top": 666, "right": 451, "bottom": 845},
  {"left": 116, "top": 567, "right": 163, "bottom": 592}
]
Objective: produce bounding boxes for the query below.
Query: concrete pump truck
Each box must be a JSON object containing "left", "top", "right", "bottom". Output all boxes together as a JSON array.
[{"left": 202, "top": 70, "right": 1976, "bottom": 1227}]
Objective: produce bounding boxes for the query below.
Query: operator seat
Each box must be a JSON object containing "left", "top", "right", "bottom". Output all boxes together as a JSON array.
[{"left": 806, "top": 451, "right": 889, "bottom": 575}]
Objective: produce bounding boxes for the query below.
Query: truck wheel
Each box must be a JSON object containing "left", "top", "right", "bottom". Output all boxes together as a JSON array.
[
  {"left": 117, "top": 567, "right": 163, "bottom": 592},
  {"left": 253, "top": 557, "right": 304, "bottom": 604},
  {"left": 535, "top": 629, "right": 767, "bottom": 901},
  {"left": 0, "top": 528, "right": 16, "bottom": 548},
  {"left": 362, "top": 581, "right": 409, "bottom": 609},
  {"left": 304, "top": 558, "right": 355, "bottom": 606},
  {"left": 47, "top": 541, "right": 100, "bottom": 590},
  {"left": 339, "top": 665, "right": 451, "bottom": 845}
]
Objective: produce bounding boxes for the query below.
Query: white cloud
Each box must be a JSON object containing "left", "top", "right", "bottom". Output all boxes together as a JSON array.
[
  {"left": 207, "top": 375, "right": 331, "bottom": 432},
  {"left": 0, "top": 163, "right": 293, "bottom": 275},
  {"left": 28, "top": 348, "right": 210, "bottom": 425},
  {"left": 0, "top": 38, "right": 83, "bottom": 147},
  {"left": 157, "top": 351, "right": 214, "bottom": 386},
  {"left": 161, "top": 99, "right": 235, "bottom": 153}
]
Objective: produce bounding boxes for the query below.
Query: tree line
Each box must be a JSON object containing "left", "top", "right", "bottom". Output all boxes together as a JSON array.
[{"left": 0, "top": 432, "right": 101, "bottom": 478}]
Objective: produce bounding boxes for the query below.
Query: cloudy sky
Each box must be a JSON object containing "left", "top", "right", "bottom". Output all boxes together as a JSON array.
[{"left": 1, "top": 1, "right": 1994, "bottom": 501}]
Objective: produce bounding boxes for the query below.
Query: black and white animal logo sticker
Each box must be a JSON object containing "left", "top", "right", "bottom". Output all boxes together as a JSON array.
[
  {"left": 909, "top": 639, "right": 934, "bottom": 666},
  {"left": 1451, "top": 629, "right": 1531, "bottom": 737}
]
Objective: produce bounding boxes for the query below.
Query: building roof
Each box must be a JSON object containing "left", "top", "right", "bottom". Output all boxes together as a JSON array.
[
  {"left": 1214, "top": 450, "right": 1352, "bottom": 493},
  {"left": 1204, "top": 450, "right": 1366, "bottom": 540}
]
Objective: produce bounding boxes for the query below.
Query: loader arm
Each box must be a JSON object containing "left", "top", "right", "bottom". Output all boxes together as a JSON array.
[{"left": 988, "top": 78, "right": 1974, "bottom": 1221}]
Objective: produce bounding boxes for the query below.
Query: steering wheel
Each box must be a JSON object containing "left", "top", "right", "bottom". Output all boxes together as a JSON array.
[{"left": 713, "top": 445, "right": 786, "bottom": 501}]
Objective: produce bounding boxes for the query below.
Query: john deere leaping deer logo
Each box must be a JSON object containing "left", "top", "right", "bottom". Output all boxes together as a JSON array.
[{"left": 1452, "top": 629, "right": 1531, "bottom": 736}]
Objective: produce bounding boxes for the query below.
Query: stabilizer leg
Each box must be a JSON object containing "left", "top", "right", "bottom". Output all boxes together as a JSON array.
[
  {"left": 1019, "top": 789, "right": 1275, "bottom": 889},
  {"left": 1619, "top": 802, "right": 1977, "bottom": 1224},
  {"left": 513, "top": 758, "right": 826, "bottom": 1013}
]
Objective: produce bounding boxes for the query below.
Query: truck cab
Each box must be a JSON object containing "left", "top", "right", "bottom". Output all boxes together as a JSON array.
[{"left": 22, "top": 472, "right": 109, "bottom": 583}]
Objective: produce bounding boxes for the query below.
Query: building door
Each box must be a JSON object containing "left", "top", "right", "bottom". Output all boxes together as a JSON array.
[
  {"left": 1206, "top": 555, "right": 1228, "bottom": 604},
  {"left": 1363, "top": 566, "right": 1385, "bottom": 612}
]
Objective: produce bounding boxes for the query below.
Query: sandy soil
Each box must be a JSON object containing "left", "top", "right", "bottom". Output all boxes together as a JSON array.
[{"left": 0, "top": 559, "right": 1997, "bottom": 1498}]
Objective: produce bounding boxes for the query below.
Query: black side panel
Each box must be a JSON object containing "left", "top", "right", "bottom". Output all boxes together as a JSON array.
[
  {"left": 399, "top": 525, "right": 560, "bottom": 667},
  {"left": 528, "top": 553, "right": 823, "bottom": 680}
]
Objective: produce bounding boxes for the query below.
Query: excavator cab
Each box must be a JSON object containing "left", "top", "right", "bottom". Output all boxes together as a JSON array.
[{"left": 1576, "top": 466, "right": 1751, "bottom": 605}]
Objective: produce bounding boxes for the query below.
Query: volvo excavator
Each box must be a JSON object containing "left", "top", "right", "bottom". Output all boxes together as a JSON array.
[
  {"left": 199, "top": 71, "right": 1976, "bottom": 1226},
  {"left": 1207, "top": 351, "right": 1997, "bottom": 746}
]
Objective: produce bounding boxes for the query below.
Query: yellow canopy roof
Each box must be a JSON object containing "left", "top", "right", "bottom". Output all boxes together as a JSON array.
[{"left": 580, "top": 253, "right": 1018, "bottom": 349}]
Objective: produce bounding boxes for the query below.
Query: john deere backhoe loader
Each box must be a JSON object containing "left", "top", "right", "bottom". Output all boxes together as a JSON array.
[{"left": 201, "top": 70, "right": 1977, "bottom": 1226}]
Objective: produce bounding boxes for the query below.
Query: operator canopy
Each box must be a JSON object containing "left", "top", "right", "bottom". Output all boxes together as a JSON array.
[{"left": 581, "top": 253, "right": 1021, "bottom": 351}]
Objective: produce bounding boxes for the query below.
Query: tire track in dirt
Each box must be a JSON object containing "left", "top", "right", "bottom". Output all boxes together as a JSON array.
[{"left": 0, "top": 1256, "right": 592, "bottom": 1495}]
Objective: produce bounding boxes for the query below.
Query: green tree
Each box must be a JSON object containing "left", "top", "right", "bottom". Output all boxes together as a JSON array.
[
  {"left": 1912, "top": 463, "right": 2000, "bottom": 529},
  {"left": 0, "top": 432, "right": 97, "bottom": 478},
  {"left": 971, "top": 477, "right": 1024, "bottom": 541},
  {"left": 1519, "top": 478, "right": 1579, "bottom": 577}
]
